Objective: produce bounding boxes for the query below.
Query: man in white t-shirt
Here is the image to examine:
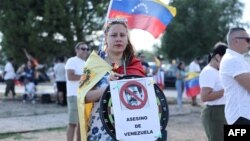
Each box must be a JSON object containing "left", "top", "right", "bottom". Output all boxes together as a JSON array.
[
  {"left": 65, "top": 42, "right": 90, "bottom": 141},
  {"left": 189, "top": 57, "right": 201, "bottom": 73},
  {"left": 4, "top": 57, "right": 16, "bottom": 99},
  {"left": 54, "top": 56, "right": 66, "bottom": 106},
  {"left": 219, "top": 27, "right": 250, "bottom": 125}
]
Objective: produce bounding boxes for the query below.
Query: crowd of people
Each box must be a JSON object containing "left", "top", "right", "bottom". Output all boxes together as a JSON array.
[
  {"left": 3, "top": 49, "right": 46, "bottom": 103},
  {"left": 2, "top": 48, "right": 66, "bottom": 104},
  {"left": 64, "top": 21, "right": 250, "bottom": 141},
  {"left": 1, "top": 19, "right": 250, "bottom": 141}
]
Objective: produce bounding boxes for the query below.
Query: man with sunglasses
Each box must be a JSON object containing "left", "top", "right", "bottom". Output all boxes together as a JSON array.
[
  {"left": 219, "top": 27, "right": 250, "bottom": 125},
  {"left": 65, "top": 42, "right": 90, "bottom": 141}
]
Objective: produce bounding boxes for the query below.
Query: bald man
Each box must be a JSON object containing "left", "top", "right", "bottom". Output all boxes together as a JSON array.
[{"left": 219, "top": 27, "right": 250, "bottom": 125}]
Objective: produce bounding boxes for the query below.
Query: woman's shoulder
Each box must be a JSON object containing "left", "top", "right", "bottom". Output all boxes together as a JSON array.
[
  {"left": 98, "top": 50, "right": 106, "bottom": 59},
  {"left": 200, "top": 65, "right": 218, "bottom": 77},
  {"left": 128, "top": 55, "right": 141, "bottom": 65},
  {"left": 95, "top": 73, "right": 109, "bottom": 88}
]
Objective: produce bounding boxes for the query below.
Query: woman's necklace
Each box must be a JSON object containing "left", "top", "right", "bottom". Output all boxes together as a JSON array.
[{"left": 107, "top": 54, "right": 127, "bottom": 75}]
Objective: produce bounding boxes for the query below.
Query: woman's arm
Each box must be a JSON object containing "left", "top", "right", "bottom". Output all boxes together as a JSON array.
[
  {"left": 85, "top": 85, "right": 108, "bottom": 103},
  {"left": 176, "top": 70, "right": 181, "bottom": 79},
  {"left": 16, "top": 64, "right": 25, "bottom": 74},
  {"left": 85, "top": 71, "right": 123, "bottom": 103}
]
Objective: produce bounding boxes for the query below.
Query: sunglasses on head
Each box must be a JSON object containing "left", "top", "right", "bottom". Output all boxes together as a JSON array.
[
  {"left": 107, "top": 18, "right": 127, "bottom": 24},
  {"left": 80, "top": 48, "right": 90, "bottom": 51},
  {"left": 235, "top": 37, "right": 250, "bottom": 43},
  {"left": 105, "top": 18, "right": 128, "bottom": 30}
]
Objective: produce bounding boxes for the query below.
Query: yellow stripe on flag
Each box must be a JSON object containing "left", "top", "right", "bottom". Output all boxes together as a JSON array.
[
  {"left": 77, "top": 51, "right": 112, "bottom": 141},
  {"left": 185, "top": 72, "right": 199, "bottom": 81},
  {"left": 153, "top": 0, "right": 177, "bottom": 17}
]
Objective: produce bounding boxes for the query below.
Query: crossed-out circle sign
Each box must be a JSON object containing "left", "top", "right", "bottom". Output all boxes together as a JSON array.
[{"left": 119, "top": 80, "right": 148, "bottom": 110}]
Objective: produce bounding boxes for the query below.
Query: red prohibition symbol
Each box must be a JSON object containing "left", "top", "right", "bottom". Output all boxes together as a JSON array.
[{"left": 119, "top": 80, "right": 148, "bottom": 110}]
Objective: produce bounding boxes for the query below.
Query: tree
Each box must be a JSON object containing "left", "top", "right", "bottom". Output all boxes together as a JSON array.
[
  {"left": 0, "top": 0, "right": 109, "bottom": 66},
  {"left": 0, "top": 0, "right": 43, "bottom": 65},
  {"left": 160, "top": 0, "right": 244, "bottom": 63}
]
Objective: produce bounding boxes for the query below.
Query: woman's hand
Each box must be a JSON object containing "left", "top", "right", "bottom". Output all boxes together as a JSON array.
[{"left": 109, "top": 71, "right": 124, "bottom": 81}]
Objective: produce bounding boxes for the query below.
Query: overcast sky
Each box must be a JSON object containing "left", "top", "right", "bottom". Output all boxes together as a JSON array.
[{"left": 241, "top": 0, "right": 250, "bottom": 33}]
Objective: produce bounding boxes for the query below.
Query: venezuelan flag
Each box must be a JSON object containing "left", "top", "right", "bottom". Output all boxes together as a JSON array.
[
  {"left": 77, "top": 51, "right": 112, "bottom": 141},
  {"left": 185, "top": 72, "right": 200, "bottom": 97},
  {"left": 108, "top": 0, "right": 176, "bottom": 38}
]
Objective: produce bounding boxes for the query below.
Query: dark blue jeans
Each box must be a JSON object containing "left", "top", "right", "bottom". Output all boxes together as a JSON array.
[{"left": 175, "top": 80, "right": 184, "bottom": 110}]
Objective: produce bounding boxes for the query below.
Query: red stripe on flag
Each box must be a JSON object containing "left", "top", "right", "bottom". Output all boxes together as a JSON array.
[
  {"left": 186, "top": 86, "right": 200, "bottom": 97},
  {"left": 109, "top": 10, "right": 166, "bottom": 38}
]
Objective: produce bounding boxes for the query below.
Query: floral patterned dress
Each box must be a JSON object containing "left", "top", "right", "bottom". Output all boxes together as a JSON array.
[{"left": 87, "top": 75, "right": 115, "bottom": 141}]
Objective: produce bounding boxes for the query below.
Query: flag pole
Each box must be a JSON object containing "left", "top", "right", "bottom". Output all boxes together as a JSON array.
[
  {"left": 98, "top": 0, "right": 114, "bottom": 51},
  {"left": 106, "top": 0, "right": 114, "bottom": 22}
]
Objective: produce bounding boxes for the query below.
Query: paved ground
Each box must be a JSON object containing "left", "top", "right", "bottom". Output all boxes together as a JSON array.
[
  {"left": 0, "top": 101, "right": 67, "bottom": 134},
  {"left": 0, "top": 83, "right": 206, "bottom": 141},
  {"left": 0, "top": 83, "right": 56, "bottom": 95}
]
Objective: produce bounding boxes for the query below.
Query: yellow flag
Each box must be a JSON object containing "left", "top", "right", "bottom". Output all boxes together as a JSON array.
[
  {"left": 154, "top": 56, "right": 161, "bottom": 67},
  {"left": 77, "top": 51, "right": 112, "bottom": 141}
]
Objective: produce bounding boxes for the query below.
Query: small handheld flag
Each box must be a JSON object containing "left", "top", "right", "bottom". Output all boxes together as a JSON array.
[{"left": 185, "top": 72, "right": 200, "bottom": 97}]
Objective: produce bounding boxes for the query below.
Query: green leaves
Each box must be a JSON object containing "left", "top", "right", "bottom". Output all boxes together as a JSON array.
[
  {"left": 0, "top": 0, "right": 109, "bottom": 66},
  {"left": 161, "top": 0, "right": 244, "bottom": 63}
]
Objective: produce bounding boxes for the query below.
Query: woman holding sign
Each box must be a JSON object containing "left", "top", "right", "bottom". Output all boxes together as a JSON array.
[{"left": 85, "top": 19, "right": 145, "bottom": 141}]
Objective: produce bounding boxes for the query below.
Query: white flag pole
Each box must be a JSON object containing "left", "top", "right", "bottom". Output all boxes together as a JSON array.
[
  {"left": 99, "top": 0, "right": 114, "bottom": 51},
  {"left": 106, "top": 0, "right": 114, "bottom": 22}
]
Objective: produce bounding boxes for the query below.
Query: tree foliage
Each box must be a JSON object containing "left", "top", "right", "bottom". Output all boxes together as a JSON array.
[
  {"left": 161, "top": 0, "right": 244, "bottom": 63},
  {"left": 0, "top": 0, "right": 109, "bottom": 66}
]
